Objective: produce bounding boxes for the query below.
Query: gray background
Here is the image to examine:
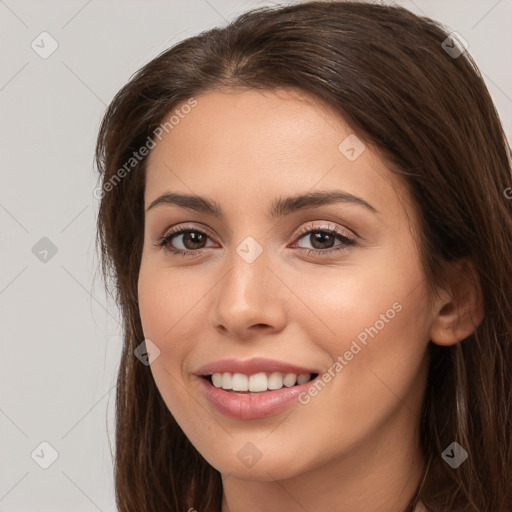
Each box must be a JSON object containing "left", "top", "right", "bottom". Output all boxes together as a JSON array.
[{"left": 1, "top": 0, "right": 510, "bottom": 510}]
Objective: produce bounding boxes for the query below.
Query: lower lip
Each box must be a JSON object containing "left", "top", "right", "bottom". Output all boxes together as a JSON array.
[{"left": 197, "top": 375, "right": 317, "bottom": 420}]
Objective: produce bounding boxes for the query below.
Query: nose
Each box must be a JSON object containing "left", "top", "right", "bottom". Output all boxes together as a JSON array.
[{"left": 209, "top": 241, "right": 288, "bottom": 340}]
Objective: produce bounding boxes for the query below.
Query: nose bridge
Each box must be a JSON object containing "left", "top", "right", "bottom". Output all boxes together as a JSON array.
[{"left": 210, "top": 234, "right": 287, "bottom": 335}]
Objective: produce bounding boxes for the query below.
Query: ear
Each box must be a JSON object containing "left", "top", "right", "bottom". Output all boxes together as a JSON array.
[{"left": 429, "top": 259, "right": 485, "bottom": 346}]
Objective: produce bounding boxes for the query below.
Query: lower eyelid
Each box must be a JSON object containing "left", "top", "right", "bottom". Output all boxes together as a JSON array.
[
  {"left": 158, "top": 229, "right": 214, "bottom": 250},
  {"left": 158, "top": 232, "right": 355, "bottom": 257}
]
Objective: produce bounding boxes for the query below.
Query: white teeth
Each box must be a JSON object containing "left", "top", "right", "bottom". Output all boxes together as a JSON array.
[
  {"left": 297, "top": 373, "right": 310, "bottom": 385},
  {"left": 232, "top": 373, "right": 248, "bottom": 391},
  {"left": 267, "top": 372, "right": 284, "bottom": 390},
  {"left": 211, "top": 373, "right": 223, "bottom": 387},
  {"left": 210, "top": 371, "right": 314, "bottom": 392},
  {"left": 221, "top": 372, "right": 233, "bottom": 389},
  {"left": 283, "top": 373, "right": 297, "bottom": 387},
  {"left": 249, "top": 372, "right": 268, "bottom": 392}
]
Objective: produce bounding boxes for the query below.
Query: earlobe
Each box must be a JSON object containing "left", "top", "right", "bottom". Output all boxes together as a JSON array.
[{"left": 429, "top": 260, "right": 485, "bottom": 347}]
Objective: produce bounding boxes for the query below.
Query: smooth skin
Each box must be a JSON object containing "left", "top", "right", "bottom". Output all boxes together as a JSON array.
[{"left": 137, "top": 88, "right": 483, "bottom": 512}]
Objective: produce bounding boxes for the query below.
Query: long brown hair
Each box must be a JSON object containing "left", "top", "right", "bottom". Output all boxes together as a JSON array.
[{"left": 95, "top": 2, "right": 512, "bottom": 511}]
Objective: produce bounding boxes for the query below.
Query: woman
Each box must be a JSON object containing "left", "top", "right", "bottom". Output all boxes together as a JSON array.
[{"left": 95, "top": 2, "right": 512, "bottom": 511}]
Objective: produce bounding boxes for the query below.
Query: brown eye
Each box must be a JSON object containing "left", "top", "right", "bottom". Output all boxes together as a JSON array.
[
  {"left": 158, "top": 228, "right": 215, "bottom": 255},
  {"left": 177, "top": 231, "right": 208, "bottom": 250},
  {"left": 294, "top": 227, "right": 356, "bottom": 255},
  {"left": 306, "top": 231, "right": 337, "bottom": 250}
]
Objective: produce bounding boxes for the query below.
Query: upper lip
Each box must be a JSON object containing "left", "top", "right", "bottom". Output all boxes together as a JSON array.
[{"left": 194, "top": 357, "right": 319, "bottom": 376}]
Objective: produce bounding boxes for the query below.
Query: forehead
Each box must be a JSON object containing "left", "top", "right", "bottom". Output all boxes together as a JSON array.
[
  {"left": 144, "top": 88, "right": 411, "bottom": 223},
  {"left": 147, "top": 87, "right": 347, "bottom": 172}
]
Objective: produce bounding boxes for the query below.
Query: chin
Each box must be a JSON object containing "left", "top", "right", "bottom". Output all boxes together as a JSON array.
[{"left": 205, "top": 447, "right": 309, "bottom": 481}]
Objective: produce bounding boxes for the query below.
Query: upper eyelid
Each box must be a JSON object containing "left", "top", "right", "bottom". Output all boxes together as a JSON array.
[
  {"left": 159, "top": 221, "right": 355, "bottom": 245},
  {"left": 295, "top": 222, "right": 354, "bottom": 238}
]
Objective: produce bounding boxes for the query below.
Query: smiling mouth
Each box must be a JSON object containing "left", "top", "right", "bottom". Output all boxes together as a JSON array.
[{"left": 201, "top": 371, "right": 319, "bottom": 394}]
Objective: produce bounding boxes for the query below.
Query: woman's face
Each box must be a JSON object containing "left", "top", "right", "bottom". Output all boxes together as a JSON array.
[{"left": 138, "top": 88, "right": 436, "bottom": 482}]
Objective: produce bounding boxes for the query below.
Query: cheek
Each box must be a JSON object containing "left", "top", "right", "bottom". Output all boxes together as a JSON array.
[
  {"left": 288, "top": 248, "right": 430, "bottom": 354},
  {"left": 137, "top": 258, "right": 220, "bottom": 390},
  {"left": 286, "top": 248, "right": 431, "bottom": 411},
  {"left": 137, "top": 263, "right": 201, "bottom": 418},
  {"left": 317, "top": 263, "right": 430, "bottom": 413},
  {"left": 138, "top": 259, "right": 204, "bottom": 342}
]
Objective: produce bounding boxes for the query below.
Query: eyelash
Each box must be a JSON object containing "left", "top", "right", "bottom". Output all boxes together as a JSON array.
[{"left": 155, "top": 223, "right": 356, "bottom": 258}]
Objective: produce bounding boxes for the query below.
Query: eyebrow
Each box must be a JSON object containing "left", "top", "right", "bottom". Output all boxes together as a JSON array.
[{"left": 146, "top": 190, "right": 378, "bottom": 217}]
